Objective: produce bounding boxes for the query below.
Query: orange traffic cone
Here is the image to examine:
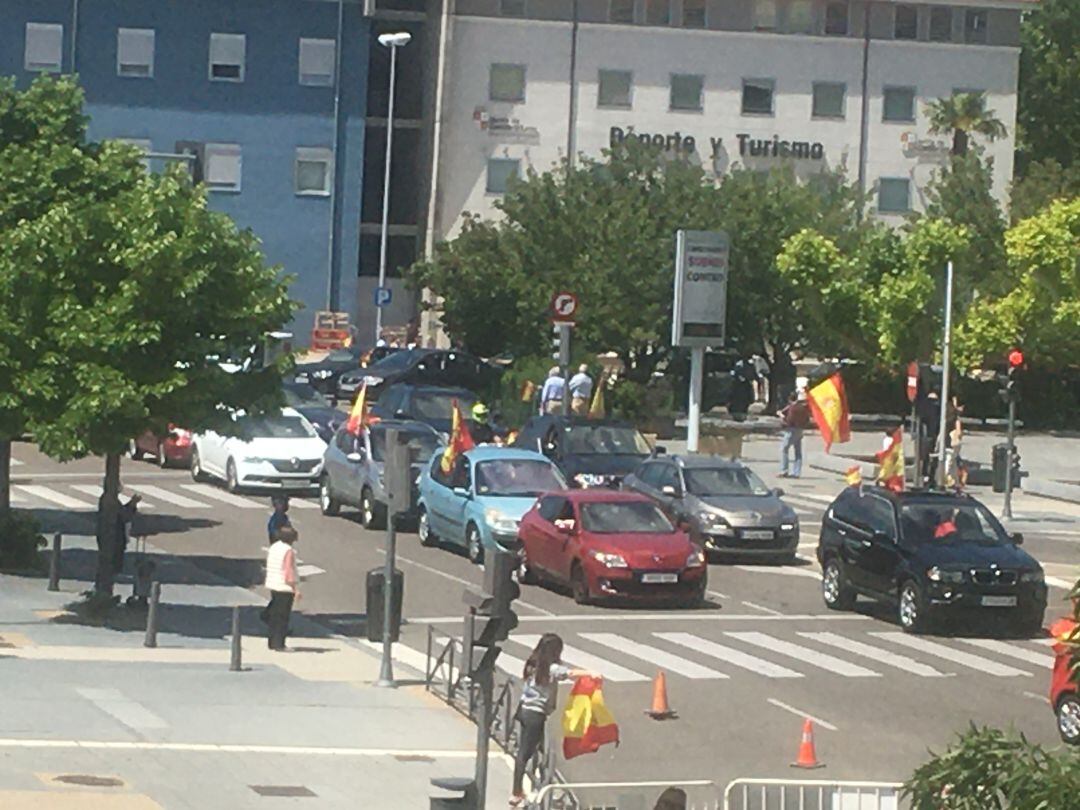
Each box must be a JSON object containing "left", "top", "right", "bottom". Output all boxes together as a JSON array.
[
  {"left": 645, "top": 671, "right": 676, "bottom": 720},
  {"left": 791, "top": 718, "right": 824, "bottom": 769}
]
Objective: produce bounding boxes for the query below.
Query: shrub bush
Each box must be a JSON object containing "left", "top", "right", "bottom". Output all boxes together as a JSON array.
[{"left": 0, "top": 510, "right": 46, "bottom": 572}]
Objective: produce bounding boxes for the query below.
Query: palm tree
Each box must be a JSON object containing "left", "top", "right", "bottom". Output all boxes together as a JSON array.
[{"left": 926, "top": 92, "right": 1008, "bottom": 157}]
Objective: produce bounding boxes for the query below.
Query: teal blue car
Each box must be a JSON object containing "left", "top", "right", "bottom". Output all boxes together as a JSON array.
[{"left": 417, "top": 446, "right": 568, "bottom": 564}]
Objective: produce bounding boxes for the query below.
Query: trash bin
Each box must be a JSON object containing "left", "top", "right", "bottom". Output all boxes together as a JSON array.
[
  {"left": 366, "top": 567, "right": 403, "bottom": 643},
  {"left": 429, "top": 777, "right": 478, "bottom": 809}
]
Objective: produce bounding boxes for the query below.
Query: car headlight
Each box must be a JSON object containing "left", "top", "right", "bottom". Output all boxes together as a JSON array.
[
  {"left": 697, "top": 511, "right": 734, "bottom": 536},
  {"left": 484, "top": 509, "right": 519, "bottom": 534},
  {"left": 685, "top": 549, "right": 706, "bottom": 568},
  {"left": 313, "top": 369, "right": 334, "bottom": 379},
  {"left": 1020, "top": 570, "right": 1045, "bottom": 583},
  {"left": 927, "top": 566, "right": 964, "bottom": 584},
  {"left": 574, "top": 473, "right": 607, "bottom": 488},
  {"left": 589, "top": 550, "right": 629, "bottom": 569}
]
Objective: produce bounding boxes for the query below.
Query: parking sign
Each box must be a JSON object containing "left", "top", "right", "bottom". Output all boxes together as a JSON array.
[{"left": 374, "top": 286, "right": 393, "bottom": 308}]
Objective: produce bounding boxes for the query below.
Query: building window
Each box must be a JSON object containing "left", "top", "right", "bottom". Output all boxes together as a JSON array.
[
  {"left": 598, "top": 70, "right": 632, "bottom": 108},
  {"left": 965, "top": 9, "right": 988, "bottom": 44},
  {"left": 682, "top": 0, "right": 706, "bottom": 28},
  {"left": 209, "top": 33, "right": 245, "bottom": 82},
  {"left": 296, "top": 147, "right": 333, "bottom": 196},
  {"left": 812, "top": 82, "right": 846, "bottom": 118},
  {"left": 753, "top": 0, "right": 778, "bottom": 31},
  {"left": 670, "top": 74, "right": 704, "bottom": 111},
  {"left": 204, "top": 143, "right": 242, "bottom": 192},
  {"left": 825, "top": 2, "right": 849, "bottom": 35},
  {"left": 786, "top": 0, "right": 814, "bottom": 34},
  {"left": 929, "top": 7, "right": 953, "bottom": 41},
  {"left": 489, "top": 63, "right": 525, "bottom": 102},
  {"left": 894, "top": 5, "right": 918, "bottom": 39},
  {"left": 299, "top": 38, "right": 335, "bottom": 86},
  {"left": 609, "top": 0, "right": 635, "bottom": 24},
  {"left": 486, "top": 158, "right": 520, "bottom": 194},
  {"left": 500, "top": 0, "right": 526, "bottom": 16},
  {"left": 883, "top": 86, "right": 916, "bottom": 122},
  {"left": 878, "top": 178, "right": 911, "bottom": 213},
  {"left": 24, "top": 23, "right": 63, "bottom": 72},
  {"left": 646, "top": 0, "right": 671, "bottom": 26},
  {"left": 742, "top": 78, "right": 775, "bottom": 115},
  {"left": 117, "top": 28, "right": 154, "bottom": 78}
]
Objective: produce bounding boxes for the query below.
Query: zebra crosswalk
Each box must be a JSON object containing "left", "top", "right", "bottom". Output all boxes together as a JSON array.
[{"left": 10, "top": 481, "right": 319, "bottom": 513}]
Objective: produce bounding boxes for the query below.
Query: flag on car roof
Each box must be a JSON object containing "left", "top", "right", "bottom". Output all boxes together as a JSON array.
[
  {"left": 587, "top": 372, "right": 606, "bottom": 419},
  {"left": 346, "top": 382, "right": 369, "bottom": 435},
  {"left": 806, "top": 373, "right": 851, "bottom": 452},
  {"left": 876, "top": 427, "right": 905, "bottom": 492},
  {"left": 845, "top": 465, "right": 863, "bottom": 487},
  {"left": 440, "top": 399, "right": 475, "bottom": 473},
  {"left": 562, "top": 676, "right": 619, "bottom": 760}
]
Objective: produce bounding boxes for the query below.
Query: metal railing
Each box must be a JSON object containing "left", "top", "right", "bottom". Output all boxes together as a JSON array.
[
  {"left": 534, "top": 780, "right": 721, "bottom": 810},
  {"left": 723, "top": 779, "right": 905, "bottom": 810}
]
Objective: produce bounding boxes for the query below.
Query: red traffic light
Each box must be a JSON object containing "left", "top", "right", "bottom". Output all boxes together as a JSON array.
[{"left": 1008, "top": 349, "right": 1024, "bottom": 369}]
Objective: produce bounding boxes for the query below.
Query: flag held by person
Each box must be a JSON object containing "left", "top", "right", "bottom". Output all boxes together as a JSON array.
[
  {"left": 876, "top": 428, "right": 905, "bottom": 492},
  {"left": 845, "top": 465, "right": 863, "bottom": 487},
  {"left": 440, "top": 399, "right": 476, "bottom": 473},
  {"left": 346, "top": 382, "right": 369, "bottom": 435},
  {"left": 562, "top": 676, "right": 619, "bottom": 759},
  {"left": 806, "top": 373, "right": 851, "bottom": 452}
]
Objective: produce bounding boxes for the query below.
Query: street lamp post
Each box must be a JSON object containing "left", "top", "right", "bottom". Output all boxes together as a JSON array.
[{"left": 374, "top": 31, "right": 411, "bottom": 346}]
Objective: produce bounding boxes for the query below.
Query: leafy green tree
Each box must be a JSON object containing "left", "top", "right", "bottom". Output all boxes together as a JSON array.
[
  {"left": 925, "top": 93, "right": 1007, "bottom": 158},
  {"left": 1018, "top": 0, "right": 1080, "bottom": 171},
  {"left": 1009, "top": 158, "right": 1080, "bottom": 223}
]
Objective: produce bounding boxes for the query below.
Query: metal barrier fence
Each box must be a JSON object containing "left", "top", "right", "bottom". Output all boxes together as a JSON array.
[
  {"left": 533, "top": 780, "right": 721, "bottom": 810},
  {"left": 723, "top": 779, "right": 905, "bottom": 810}
]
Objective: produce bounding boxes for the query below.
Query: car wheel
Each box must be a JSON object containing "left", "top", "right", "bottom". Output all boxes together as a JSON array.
[
  {"left": 899, "top": 579, "right": 928, "bottom": 634},
  {"left": 156, "top": 442, "right": 169, "bottom": 469},
  {"left": 518, "top": 548, "right": 538, "bottom": 585},
  {"left": 682, "top": 580, "right": 707, "bottom": 609},
  {"left": 466, "top": 523, "right": 484, "bottom": 566},
  {"left": 418, "top": 506, "right": 438, "bottom": 547},
  {"left": 822, "top": 558, "right": 856, "bottom": 611},
  {"left": 225, "top": 458, "right": 240, "bottom": 494},
  {"left": 1057, "top": 695, "right": 1080, "bottom": 746},
  {"left": 320, "top": 476, "right": 340, "bottom": 517},
  {"left": 360, "top": 487, "right": 386, "bottom": 530},
  {"left": 128, "top": 440, "right": 143, "bottom": 461},
  {"left": 571, "top": 563, "right": 591, "bottom": 606},
  {"left": 190, "top": 448, "right": 207, "bottom": 482}
]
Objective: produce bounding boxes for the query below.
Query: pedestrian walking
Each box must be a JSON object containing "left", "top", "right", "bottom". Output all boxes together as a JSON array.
[
  {"left": 653, "top": 787, "right": 688, "bottom": 810},
  {"left": 568, "top": 364, "right": 593, "bottom": 415},
  {"left": 510, "top": 633, "right": 594, "bottom": 807},
  {"left": 539, "top": 367, "right": 566, "bottom": 415},
  {"left": 778, "top": 390, "right": 811, "bottom": 478},
  {"left": 944, "top": 396, "right": 965, "bottom": 489},
  {"left": 263, "top": 525, "right": 300, "bottom": 651},
  {"left": 267, "top": 494, "right": 291, "bottom": 542}
]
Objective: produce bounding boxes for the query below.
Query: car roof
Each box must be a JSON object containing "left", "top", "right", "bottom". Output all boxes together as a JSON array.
[
  {"left": 536, "top": 415, "right": 635, "bottom": 428},
  {"left": 665, "top": 454, "right": 746, "bottom": 470},
  {"left": 464, "top": 446, "right": 549, "bottom": 462},
  {"left": 559, "top": 489, "right": 653, "bottom": 504},
  {"left": 839, "top": 485, "right": 980, "bottom": 506},
  {"left": 368, "top": 419, "right": 439, "bottom": 435},
  {"left": 387, "top": 383, "right": 477, "bottom": 396}
]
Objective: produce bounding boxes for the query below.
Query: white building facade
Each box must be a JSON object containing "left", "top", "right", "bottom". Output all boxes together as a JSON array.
[{"left": 426, "top": 0, "right": 1033, "bottom": 243}]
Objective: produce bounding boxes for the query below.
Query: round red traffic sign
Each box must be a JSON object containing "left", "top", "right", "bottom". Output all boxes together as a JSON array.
[{"left": 551, "top": 291, "right": 579, "bottom": 321}]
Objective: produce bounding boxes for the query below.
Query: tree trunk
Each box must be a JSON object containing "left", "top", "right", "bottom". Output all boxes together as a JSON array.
[
  {"left": 0, "top": 438, "right": 10, "bottom": 517},
  {"left": 952, "top": 129, "right": 968, "bottom": 157},
  {"left": 768, "top": 346, "right": 797, "bottom": 412},
  {"left": 94, "top": 453, "right": 122, "bottom": 597}
]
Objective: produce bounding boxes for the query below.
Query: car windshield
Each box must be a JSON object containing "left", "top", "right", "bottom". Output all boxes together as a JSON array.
[
  {"left": 413, "top": 392, "right": 477, "bottom": 421},
  {"left": 240, "top": 415, "right": 317, "bottom": 440},
  {"left": 368, "top": 349, "right": 424, "bottom": 374},
  {"left": 283, "top": 384, "right": 332, "bottom": 408},
  {"left": 900, "top": 502, "right": 1007, "bottom": 545},
  {"left": 580, "top": 501, "right": 675, "bottom": 534},
  {"left": 369, "top": 430, "right": 441, "bottom": 463},
  {"left": 475, "top": 459, "right": 566, "bottom": 497},
  {"left": 563, "top": 425, "right": 651, "bottom": 455},
  {"left": 684, "top": 467, "right": 771, "bottom": 496}
]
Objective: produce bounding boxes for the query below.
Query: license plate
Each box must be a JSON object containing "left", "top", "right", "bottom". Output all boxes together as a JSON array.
[
  {"left": 742, "top": 529, "right": 774, "bottom": 540},
  {"left": 981, "top": 595, "right": 1018, "bottom": 607},
  {"left": 641, "top": 573, "right": 678, "bottom": 584}
]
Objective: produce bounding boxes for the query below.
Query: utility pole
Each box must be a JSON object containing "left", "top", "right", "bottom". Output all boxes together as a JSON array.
[{"left": 935, "top": 261, "right": 954, "bottom": 489}]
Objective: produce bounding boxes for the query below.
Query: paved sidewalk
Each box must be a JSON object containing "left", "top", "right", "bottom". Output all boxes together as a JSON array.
[{"left": 0, "top": 544, "right": 511, "bottom": 809}]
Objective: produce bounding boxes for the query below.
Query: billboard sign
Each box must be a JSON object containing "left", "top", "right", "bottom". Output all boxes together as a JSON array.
[{"left": 672, "top": 230, "right": 729, "bottom": 348}]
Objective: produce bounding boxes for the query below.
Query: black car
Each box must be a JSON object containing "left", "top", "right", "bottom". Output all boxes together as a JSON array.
[
  {"left": 817, "top": 486, "right": 1047, "bottom": 634},
  {"left": 282, "top": 381, "right": 343, "bottom": 444},
  {"left": 369, "top": 384, "right": 482, "bottom": 438},
  {"left": 336, "top": 349, "right": 499, "bottom": 402},
  {"left": 293, "top": 346, "right": 364, "bottom": 396},
  {"left": 512, "top": 415, "right": 652, "bottom": 488}
]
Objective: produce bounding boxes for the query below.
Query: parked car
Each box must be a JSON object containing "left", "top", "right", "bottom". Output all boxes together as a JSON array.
[
  {"left": 336, "top": 349, "right": 499, "bottom": 402},
  {"left": 319, "top": 420, "right": 441, "bottom": 528},
  {"left": 518, "top": 489, "right": 707, "bottom": 607},
  {"left": 1051, "top": 623, "right": 1080, "bottom": 745},
  {"left": 623, "top": 455, "right": 799, "bottom": 563},
  {"left": 283, "top": 380, "right": 344, "bottom": 444},
  {"left": 417, "top": 446, "right": 567, "bottom": 564},
  {"left": 816, "top": 487, "right": 1047, "bottom": 634},
  {"left": 369, "top": 384, "right": 481, "bottom": 438},
  {"left": 190, "top": 408, "right": 327, "bottom": 493},
  {"left": 294, "top": 346, "right": 364, "bottom": 396},
  {"left": 129, "top": 424, "right": 193, "bottom": 469},
  {"left": 512, "top": 416, "right": 652, "bottom": 488}
]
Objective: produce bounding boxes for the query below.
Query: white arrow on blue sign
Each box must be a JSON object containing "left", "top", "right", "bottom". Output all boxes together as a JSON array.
[{"left": 374, "top": 286, "right": 393, "bottom": 308}]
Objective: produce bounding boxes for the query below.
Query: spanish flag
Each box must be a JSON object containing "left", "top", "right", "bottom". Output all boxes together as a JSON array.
[
  {"left": 876, "top": 428, "right": 905, "bottom": 492},
  {"left": 845, "top": 465, "right": 863, "bottom": 487},
  {"left": 1050, "top": 616, "right": 1078, "bottom": 644},
  {"left": 806, "top": 373, "right": 851, "bottom": 452},
  {"left": 562, "top": 676, "right": 619, "bottom": 760},
  {"left": 587, "top": 373, "right": 606, "bottom": 419},
  {"left": 440, "top": 399, "right": 476, "bottom": 473},
  {"left": 346, "top": 382, "right": 368, "bottom": 435}
]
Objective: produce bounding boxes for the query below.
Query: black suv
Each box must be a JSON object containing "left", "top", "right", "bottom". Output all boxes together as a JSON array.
[{"left": 817, "top": 486, "right": 1047, "bottom": 634}]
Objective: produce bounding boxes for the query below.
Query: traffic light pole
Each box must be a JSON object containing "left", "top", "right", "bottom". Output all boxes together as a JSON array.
[
  {"left": 936, "top": 261, "right": 955, "bottom": 489},
  {"left": 1003, "top": 397, "right": 1016, "bottom": 520}
]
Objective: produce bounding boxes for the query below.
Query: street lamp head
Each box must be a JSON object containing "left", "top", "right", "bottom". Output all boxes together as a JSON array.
[{"left": 378, "top": 32, "right": 412, "bottom": 48}]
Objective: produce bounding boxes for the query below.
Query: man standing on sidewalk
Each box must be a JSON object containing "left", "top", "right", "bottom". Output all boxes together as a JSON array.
[
  {"left": 263, "top": 525, "right": 300, "bottom": 651},
  {"left": 778, "top": 390, "right": 811, "bottom": 478},
  {"left": 568, "top": 365, "right": 593, "bottom": 415}
]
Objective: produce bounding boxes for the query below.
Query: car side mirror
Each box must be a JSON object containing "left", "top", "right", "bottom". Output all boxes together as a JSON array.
[
  {"left": 661, "top": 485, "right": 680, "bottom": 498},
  {"left": 395, "top": 409, "right": 408, "bottom": 419},
  {"left": 773, "top": 487, "right": 785, "bottom": 497},
  {"left": 1010, "top": 532, "right": 1024, "bottom": 545},
  {"left": 346, "top": 451, "right": 364, "bottom": 463},
  {"left": 556, "top": 523, "right": 573, "bottom": 535},
  {"left": 872, "top": 531, "right": 893, "bottom": 545},
  {"left": 653, "top": 445, "right": 668, "bottom": 456},
  {"left": 453, "top": 486, "right": 470, "bottom": 498}
]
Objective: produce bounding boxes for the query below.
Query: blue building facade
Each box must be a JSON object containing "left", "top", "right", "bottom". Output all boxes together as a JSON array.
[{"left": 0, "top": 0, "right": 371, "bottom": 344}]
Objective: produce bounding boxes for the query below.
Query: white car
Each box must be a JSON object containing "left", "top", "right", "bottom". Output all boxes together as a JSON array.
[{"left": 190, "top": 408, "right": 328, "bottom": 493}]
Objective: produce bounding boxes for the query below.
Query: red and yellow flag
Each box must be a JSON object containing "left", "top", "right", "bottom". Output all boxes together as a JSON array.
[
  {"left": 562, "top": 676, "right": 619, "bottom": 760},
  {"left": 876, "top": 428, "right": 905, "bottom": 492},
  {"left": 346, "top": 382, "right": 369, "bottom": 435},
  {"left": 845, "top": 465, "right": 863, "bottom": 487},
  {"left": 587, "top": 373, "right": 606, "bottom": 419},
  {"left": 806, "top": 373, "right": 851, "bottom": 452},
  {"left": 440, "top": 399, "right": 476, "bottom": 473}
]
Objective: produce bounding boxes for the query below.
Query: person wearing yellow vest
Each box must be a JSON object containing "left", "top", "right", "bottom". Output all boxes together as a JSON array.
[{"left": 263, "top": 525, "right": 300, "bottom": 651}]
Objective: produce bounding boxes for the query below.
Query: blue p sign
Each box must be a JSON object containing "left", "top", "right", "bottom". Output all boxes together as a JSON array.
[{"left": 374, "top": 286, "right": 393, "bottom": 308}]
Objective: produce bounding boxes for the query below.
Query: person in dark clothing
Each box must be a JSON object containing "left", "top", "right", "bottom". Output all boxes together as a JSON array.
[
  {"left": 654, "top": 787, "right": 688, "bottom": 810},
  {"left": 105, "top": 493, "right": 142, "bottom": 578},
  {"left": 917, "top": 391, "right": 942, "bottom": 486},
  {"left": 267, "top": 495, "right": 291, "bottom": 541},
  {"left": 778, "top": 390, "right": 812, "bottom": 478},
  {"left": 728, "top": 358, "right": 758, "bottom": 421}
]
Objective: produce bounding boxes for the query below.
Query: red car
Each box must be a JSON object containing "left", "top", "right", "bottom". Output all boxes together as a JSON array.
[
  {"left": 1051, "top": 616, "right": 1080, "bottom": 745},
  {"left": 517, "top": 490, "right": 707, "bottom": 607},
  {"left": 129, "top": 425, "right": 194, "bottom": 469}
]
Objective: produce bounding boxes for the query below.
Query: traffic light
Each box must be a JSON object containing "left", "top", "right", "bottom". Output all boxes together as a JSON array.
[
  {"left": 1001, "top": 348, "right": 1024, "bottom": 404},
  {"left": 461, "top": 549, "right": 519, "bottom": 678},
  {"left": 551, "top": 323, "right": 571, "bottom": 367}
]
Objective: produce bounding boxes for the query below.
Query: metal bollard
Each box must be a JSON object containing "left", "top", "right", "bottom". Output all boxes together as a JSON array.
[
  {"left": 47, "top": 533, "right": 62, "bottom": 592},
  {"left": 230, "top": 606, "right": 242, "bottom": 672},
  {"left": 143, "top": 581, "right": 161, "bottom": 648}
]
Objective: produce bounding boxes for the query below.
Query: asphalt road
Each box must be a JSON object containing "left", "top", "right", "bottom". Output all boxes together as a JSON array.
[{"left": 10, "top": 436, "right": 1080, "bottom": 798}]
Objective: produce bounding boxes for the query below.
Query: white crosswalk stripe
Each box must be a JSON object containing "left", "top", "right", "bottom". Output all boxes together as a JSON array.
[
  {"left": 179, "top": 484, "right": 263, "bottom": 508},
  {"left": 871, "top": 633, "right": 1032, "bottom": 677},
  {"left": 10, "top": 458, "right": 23, "bottom": 466},
  {"left": 10, "top": 489, "right": 26, "bottom": 503},
  {"left": 958, "top": 638, "right": 1056, "bottom": 667},
  {"left": 798, "top": 631, "right": 950, "bottom": 677},
  {"left": 725, "top": 632, "right": 881, "bottom": 677},
  {"left": 734, "top": 565, "right": 820, "bottom": 580},
  {"left": 578, "top": 633, "right": 728, "bottom": 680},
  {"left": 14, "top": 485, "right": 95, "bottom": 510},
  {"left": 287, "top": 498, "right": 320, "bottom": 510},
  {"left": 69, "top": 485, "right": 155, "bottom": 509},
  {"left": 511, "top": 635, "right": 649, "bottom": 682},
  {"left": 655, "top": 632, "right": 803, "bottom": 679},
  {"left": 128, "top": 485, "right": 209, "bottom": 509}
]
